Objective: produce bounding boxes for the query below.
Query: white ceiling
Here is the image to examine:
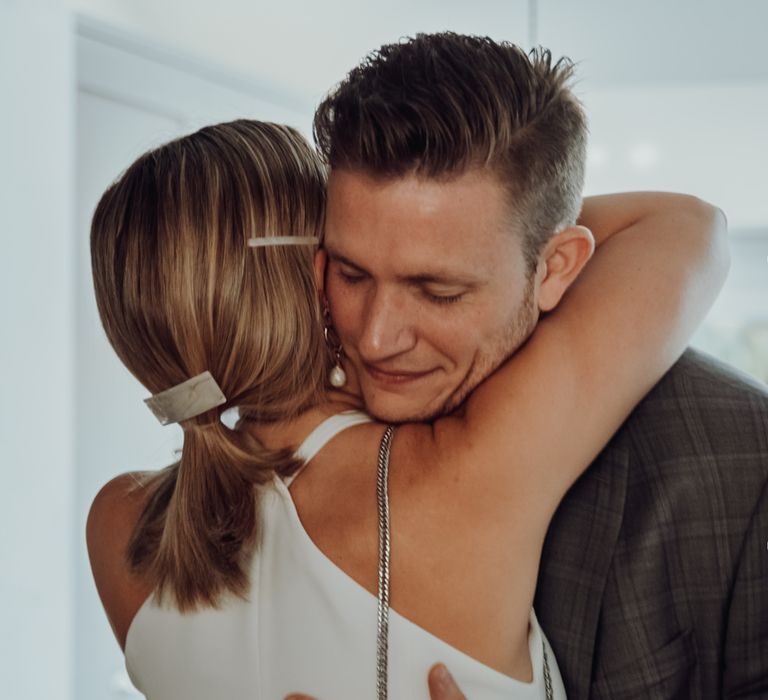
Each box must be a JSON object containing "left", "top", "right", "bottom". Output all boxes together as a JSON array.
[{"left": 72, "top": 0, "right": 768, "bottom": 107}]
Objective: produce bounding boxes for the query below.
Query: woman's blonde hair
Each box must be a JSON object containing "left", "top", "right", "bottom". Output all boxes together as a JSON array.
[{"left": 91, "top": 120, "right": 330, "bottom": 610}]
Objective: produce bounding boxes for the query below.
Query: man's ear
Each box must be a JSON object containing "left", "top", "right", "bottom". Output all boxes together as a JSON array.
[
  {"left": 314, "top": 249, "right": 327, "bottom": 298},
  {"left": 535, "top": 225, "right": 595, "bottom": 312}
]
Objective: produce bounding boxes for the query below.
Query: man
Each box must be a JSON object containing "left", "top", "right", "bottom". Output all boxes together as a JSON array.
[{"left": 310, "top": 33, "right": 768, "bottom": 698}]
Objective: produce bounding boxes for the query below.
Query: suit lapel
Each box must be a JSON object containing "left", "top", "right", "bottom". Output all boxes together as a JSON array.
[{"left": 534, "top": 444, "right": 629, "bottom": 698}]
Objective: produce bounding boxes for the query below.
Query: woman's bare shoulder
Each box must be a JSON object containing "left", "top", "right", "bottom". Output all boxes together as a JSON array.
[{"left": 86, "top": 471, "right": 155, "bottom": 651}]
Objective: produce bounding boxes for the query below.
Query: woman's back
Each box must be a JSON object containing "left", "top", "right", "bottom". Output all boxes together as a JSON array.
[{"left": 123, "top": 412, "right": 565, "bottom": 700}]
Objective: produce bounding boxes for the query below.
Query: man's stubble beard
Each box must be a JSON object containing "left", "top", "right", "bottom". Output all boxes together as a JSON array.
[{"left": 368, "top": 274, "right": 539, "bottom": 424}]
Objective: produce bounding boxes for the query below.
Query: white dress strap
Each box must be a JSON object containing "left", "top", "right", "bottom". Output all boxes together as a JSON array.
[{"left": 284, "top": 410, "right": 372, "bottom": 487}]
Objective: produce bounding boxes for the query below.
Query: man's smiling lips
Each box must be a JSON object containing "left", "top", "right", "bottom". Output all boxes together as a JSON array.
[{"left": 362, "top": 362, "right": 436, "bottom": 386}]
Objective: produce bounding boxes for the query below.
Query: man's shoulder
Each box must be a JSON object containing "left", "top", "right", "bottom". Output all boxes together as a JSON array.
[
  {"left": 628, "top": 346, "right": 768, "bottom": 422},
  {"left": 609, "top": 347, "right": 768, "bottom": 462},
  {"left": 650, "top": 347, "right": 768, "bottom": 403}
]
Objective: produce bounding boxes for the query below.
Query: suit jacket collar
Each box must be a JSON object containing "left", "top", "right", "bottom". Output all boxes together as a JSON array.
[{"left": 534, "top": 444, "right": 629, "bottom": 697}]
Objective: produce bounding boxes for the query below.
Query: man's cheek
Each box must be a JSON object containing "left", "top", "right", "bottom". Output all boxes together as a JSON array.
[{"left": 329, "top": 302, "right": 361, "bottom": 352}]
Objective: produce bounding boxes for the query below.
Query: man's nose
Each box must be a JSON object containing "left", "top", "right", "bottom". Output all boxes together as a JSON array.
[{"left": 357, "top": 289, "right": 416, "bottom": 361}]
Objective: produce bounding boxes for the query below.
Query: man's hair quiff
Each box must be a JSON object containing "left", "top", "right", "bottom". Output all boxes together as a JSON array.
[{"left": 314, "top": 32, "right": 587, "bottom": 268}]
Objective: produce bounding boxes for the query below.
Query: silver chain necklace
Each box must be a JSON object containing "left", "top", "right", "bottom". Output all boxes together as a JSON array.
[
  {"left": 374, "top": 426, "right": 554, "bottom": 700},
  {"left": 375, "top": 425, "right": 395, "bottom": 700}
]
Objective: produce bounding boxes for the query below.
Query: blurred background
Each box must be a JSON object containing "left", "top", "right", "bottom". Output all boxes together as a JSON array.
[{"left": 1, "top": 1, "right": 766, "bottom": 698}]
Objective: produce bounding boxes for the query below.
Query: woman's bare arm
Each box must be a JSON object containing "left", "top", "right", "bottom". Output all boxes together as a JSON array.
[
  {"left": 578, "top": 191, "right": 709, "bottom": 246},
  {"left": 428, "top": 192, "right": 729, "bottom": 512},
  {"left": 87, "top": 472, "right": 154, "bottom": 650}
]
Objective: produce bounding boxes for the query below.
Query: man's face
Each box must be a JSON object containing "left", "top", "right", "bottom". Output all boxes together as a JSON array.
[{"left": 323, "top": 167, "right": 541, "bottom": 423}]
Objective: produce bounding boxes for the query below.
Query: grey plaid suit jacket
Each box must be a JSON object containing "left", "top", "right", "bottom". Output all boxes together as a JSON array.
[{"left": 535, "top": 349, "right": 768, "bottom": 699}]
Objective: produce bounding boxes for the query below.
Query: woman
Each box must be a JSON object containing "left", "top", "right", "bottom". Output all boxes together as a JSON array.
[{"left": 87, "top": 119, "right": 727, "bottom": 699}]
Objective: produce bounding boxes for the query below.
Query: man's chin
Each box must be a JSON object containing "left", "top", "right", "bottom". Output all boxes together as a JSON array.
[
  {"left": 367, "top": 407, "right": 438, "bottom": 424},
  {"left": 361, "top": 395, "right": 427, "bottom": 424},
  {"left": 362, "top": 391, "right": 463, "bottom": 425}
]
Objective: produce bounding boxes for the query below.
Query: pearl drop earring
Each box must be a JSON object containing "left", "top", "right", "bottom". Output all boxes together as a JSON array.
[{"left": 323, "top": 302, "right": 347, "bottom": 388}]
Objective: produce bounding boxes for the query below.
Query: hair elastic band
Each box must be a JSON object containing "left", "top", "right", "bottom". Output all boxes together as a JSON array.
[
  {"left": 248, "top": 236, "right": 319, "bottom": 248},
  {"left": 144, "top": 371, "right": 227, "bottom": 426}
]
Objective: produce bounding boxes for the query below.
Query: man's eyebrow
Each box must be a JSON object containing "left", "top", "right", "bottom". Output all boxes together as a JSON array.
[
  {"left": 325, "top": 247, "right": 368, "bottom": 273},
  {"left": 325, "top": 243, "right": 484, "bottom": 287},
  {"left": 399, "top": 272, "right": 483, "bottom": 288}
]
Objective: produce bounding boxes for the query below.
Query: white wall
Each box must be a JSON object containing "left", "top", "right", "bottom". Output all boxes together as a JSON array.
[{"left": 0, "top": 2, "right": 76, "bottom": 699}]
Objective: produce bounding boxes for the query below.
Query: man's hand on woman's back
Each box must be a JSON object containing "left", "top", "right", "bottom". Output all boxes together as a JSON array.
[{"left": 285, "top": 663, "right": 467, "bottom": 700}]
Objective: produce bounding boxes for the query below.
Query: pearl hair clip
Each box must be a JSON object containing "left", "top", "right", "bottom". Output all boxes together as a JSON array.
[{"left": 247, "top": 236, "right": 319, "bottom": 248}]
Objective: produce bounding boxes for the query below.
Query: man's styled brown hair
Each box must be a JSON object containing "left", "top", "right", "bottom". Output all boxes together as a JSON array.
[{"left": 314, "top": 32, "right": 587, "bottom": 268}]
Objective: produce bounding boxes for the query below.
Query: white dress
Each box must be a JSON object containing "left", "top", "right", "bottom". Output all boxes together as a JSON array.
[{"left": 125, "top": 411, "right": 567, "bottom": 699}]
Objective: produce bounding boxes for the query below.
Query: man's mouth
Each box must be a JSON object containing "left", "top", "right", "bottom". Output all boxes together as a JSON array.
[{"left": 362, "top": 362, "right": 435, "bottom": 387}]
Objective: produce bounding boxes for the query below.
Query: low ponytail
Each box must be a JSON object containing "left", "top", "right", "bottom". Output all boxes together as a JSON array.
[{"left": 128, "top": 418, "right": 301, "bottom": 610}]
